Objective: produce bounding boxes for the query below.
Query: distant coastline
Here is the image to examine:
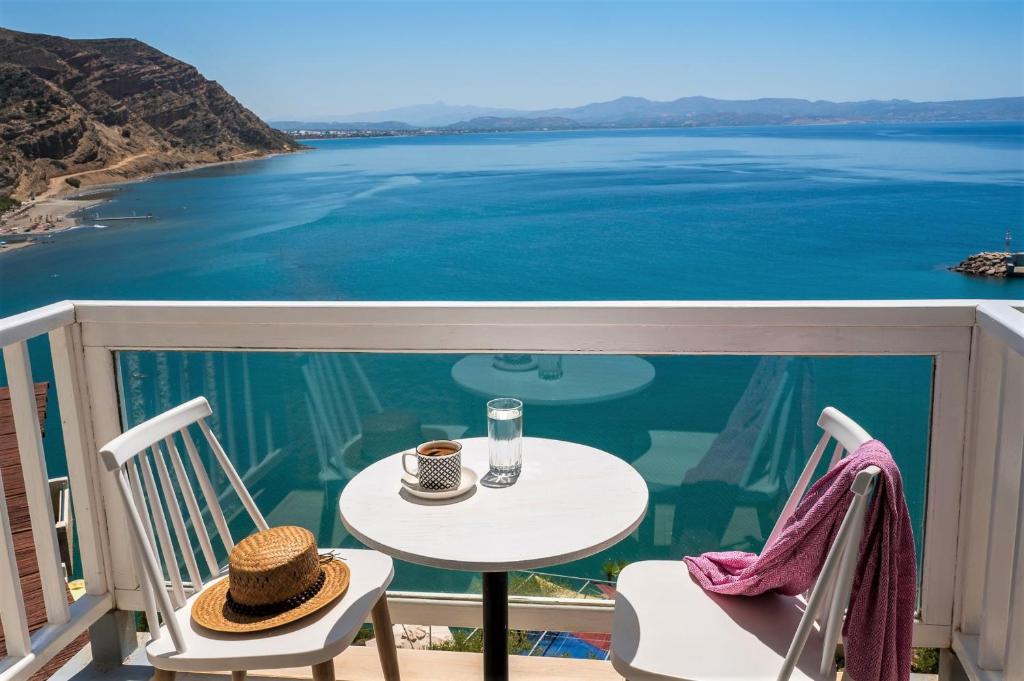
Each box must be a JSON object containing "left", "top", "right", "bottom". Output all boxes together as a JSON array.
[
  {"left": 282, "top": 117, "right": 1024, "bottom": 140},
  {"left": 273, "top": 94, "right": 1024, "bottom": 137}
]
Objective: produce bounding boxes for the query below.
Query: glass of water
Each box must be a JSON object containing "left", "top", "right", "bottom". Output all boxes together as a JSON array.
[
  {"left": 487, "top": 397, "right": 523, "bottom": 484},
  {"left": 537, "top": 354, "right": 563, "bottom": 381}
]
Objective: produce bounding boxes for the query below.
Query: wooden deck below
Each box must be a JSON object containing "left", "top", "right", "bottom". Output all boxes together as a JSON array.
[{"left": 0, "top": 383, "right": 89, "bottom": 680}]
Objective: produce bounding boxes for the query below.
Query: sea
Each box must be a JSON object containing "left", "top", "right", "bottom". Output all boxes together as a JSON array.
[{"left": 0, "top": 122, "right": 1021, "bottom": 605}]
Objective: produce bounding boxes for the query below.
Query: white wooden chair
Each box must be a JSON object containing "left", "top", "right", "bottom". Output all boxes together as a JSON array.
[
  {"left": 99, "top": 396, "right": 401, "bottom": 681},
  {"left": 611, "top": 406, "right": 880, "bottom": 681}
]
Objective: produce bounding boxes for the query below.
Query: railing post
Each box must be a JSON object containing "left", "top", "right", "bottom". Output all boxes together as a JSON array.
[
  {"left": 955, "top": 328, "right": 1005, "bottom": 636},
  {"left": 49, "top": 324, "right": 112, "bottom": 596},
  {"left": 81, "top": 344, "right": 139, "bottom": 667},
  {"left": 919, "top": 341, "right": 972, "bottom": 641},
  {"left": 978, "top": 347, "right": 1024, "bottom": 670}
]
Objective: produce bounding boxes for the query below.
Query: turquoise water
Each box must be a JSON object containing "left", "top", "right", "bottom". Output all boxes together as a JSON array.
[
  {"left": 0, "top": 122, "right": 1021, "bottom": 592},
  {"left": 1, "top": 123, "right": 1022, "bottom": 306}
]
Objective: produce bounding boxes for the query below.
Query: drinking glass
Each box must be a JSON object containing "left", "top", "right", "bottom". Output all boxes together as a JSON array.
[
  {"left": 537, "top": 354, "right": 563, "bottom": 380},
  {"left": 486, "top": 397, "right": 523, "bottom": 483}
]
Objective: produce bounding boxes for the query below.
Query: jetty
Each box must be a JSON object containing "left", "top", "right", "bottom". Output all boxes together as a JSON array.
[
  {"left": 92, "top": 212, "right": 153, "bottom": 221},
  {"left": 951, "top": 251, "right": 1024, "bottom": 278}
]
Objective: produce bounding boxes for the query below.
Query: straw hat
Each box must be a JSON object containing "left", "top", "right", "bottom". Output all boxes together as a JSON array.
[{"left": 192, "top": 526, "right": 349, "bottom": 633}]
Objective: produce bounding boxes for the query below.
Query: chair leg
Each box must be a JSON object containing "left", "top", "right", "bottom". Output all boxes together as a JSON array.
[
  {"left": 231, "top": 672, "right": 247, "bottom": 681},
  {"left": 311, "top": 659, "right": 335, "bottom": 681},
  {"left": 153, "top": 671, "right": 176, "bottom": 681},
  {"left": 370, "top": 594, "right": 401, "bottom": 680}
]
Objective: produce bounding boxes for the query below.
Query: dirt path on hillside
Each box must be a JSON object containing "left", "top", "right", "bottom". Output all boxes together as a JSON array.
[{"left": 41, "top": 152, "right": 153, "bottom": 199}]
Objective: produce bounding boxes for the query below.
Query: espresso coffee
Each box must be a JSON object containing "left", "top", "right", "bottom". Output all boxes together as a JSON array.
[
  {"left": 403, "top": 439, "right": 463, "bottom": 490},
  {"left": 422, "top": 445, "right": 457, "bottom": 457}
]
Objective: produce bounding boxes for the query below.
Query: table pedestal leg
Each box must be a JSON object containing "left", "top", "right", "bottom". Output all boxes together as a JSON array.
[{"left": 482, "top": 571, "right": 508, "bottom": 681}]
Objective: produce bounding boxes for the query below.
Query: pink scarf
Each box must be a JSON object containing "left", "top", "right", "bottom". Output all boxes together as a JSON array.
[{"left": 683, "top": 440, "right": 916, "bottom": 681}]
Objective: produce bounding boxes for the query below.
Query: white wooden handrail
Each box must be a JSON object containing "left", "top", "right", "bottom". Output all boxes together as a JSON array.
[
  {"left": 0, "top": 302, "right": 74, "bottom": 348},
  {"left": 0, "top": 306, "right": 112, "bottom": 681},
  {"left": 977, "top": 301, "right": 1024, "bottom": 358}
]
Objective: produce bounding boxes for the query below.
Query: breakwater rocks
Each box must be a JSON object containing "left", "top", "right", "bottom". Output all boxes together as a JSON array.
[{"left": 950, "top": 252, "right": 1010, "bottom": 277}]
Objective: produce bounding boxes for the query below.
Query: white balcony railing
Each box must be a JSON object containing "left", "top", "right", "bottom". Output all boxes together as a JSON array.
[{"left": 0, "top": 299, "right": 1021, "bottom": 681}]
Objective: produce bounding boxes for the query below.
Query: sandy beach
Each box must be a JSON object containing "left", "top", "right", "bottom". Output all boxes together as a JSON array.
[
  {"left": 0, "top": 149, "right": 294, "bottom": 254},
  {"left": 0, "top": 194, "right": 111, "bottom": 253}
]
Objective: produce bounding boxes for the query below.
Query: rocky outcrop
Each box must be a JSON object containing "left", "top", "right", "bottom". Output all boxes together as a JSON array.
[
  {"left": 950, "top": 252, "right": 1010, "bottom": 277},
  {"left": 0, "top": 28, "right": 302, "bottom": 200}
]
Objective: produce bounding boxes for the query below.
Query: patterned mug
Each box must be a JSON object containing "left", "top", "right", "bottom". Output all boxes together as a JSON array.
[{"left": 403, "top": 440, "right": 463, "bottom": 490}]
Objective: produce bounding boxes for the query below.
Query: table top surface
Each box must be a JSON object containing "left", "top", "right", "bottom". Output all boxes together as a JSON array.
[
  {"left": 450, "top": 355, "right": 656, "bottom": 406},
  {"left": 339, "top": 437, "right": 649, "bottom": 572}
]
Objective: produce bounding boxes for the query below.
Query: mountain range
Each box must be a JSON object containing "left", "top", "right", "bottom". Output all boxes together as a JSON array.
[{"left": 274, "top": 95, "right": 1024, "bottom": 131}]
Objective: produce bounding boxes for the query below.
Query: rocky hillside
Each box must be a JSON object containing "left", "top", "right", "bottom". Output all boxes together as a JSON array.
[{"left": 0, "top": 28, "right": 301, "bottom": 200}]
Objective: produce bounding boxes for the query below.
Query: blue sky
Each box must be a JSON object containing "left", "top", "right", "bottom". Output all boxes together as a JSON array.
[{"left": 2, "top": 1, "right": 1022, "bottom": 120}]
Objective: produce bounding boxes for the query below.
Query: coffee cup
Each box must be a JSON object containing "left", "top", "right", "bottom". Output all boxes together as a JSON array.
[{"left": 403, "top": 440, "right": 462, "bottom": 490}]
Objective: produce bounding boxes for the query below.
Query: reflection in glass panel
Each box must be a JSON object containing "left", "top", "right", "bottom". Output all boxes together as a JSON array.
[{"left": 115, "top": 351, "right": 931, "bottom": 595}]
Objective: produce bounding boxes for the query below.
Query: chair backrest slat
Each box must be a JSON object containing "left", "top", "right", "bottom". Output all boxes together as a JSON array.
[
  {"left": 151, "top": 441, "right": 205, "bottom": 590},
  {"left": 829, "top": 441, "right": 844, "bottom": 470},
  {"left": 349, "top": 355, "right": 384, "bottom": 413},
  {"left": 764, "top": 406, "right": 878, "bottom": 681},
  {"left": 764, "top": 431, "right": 830, "bottom": 548},
  {"left": 304, "top": 393, "right": 333, "bottom": 475},
  {"left": 819, "top": 473, "right": 875, "bottom": 671},
  {"left": 139, "top": 448, "right": 186, "bottom": 608},
  {"left": 738, "top": 365, "right": 793, "bottom": 489},
  {"left": 198, "top": 418, "right": 268, "bottom": 532},
  {"left": 331, "top": 357, "right": 362, "bottom": 431},
  {"left": 119, "top": 460, "right": 181, "bottom": 650},
  {"left": 177, "top": 430, "right": 234, "bottom": 553},
  {"left": 128, "top": 523, "right": 161, "bottom": 644},
  {"left": 776, "top": 465, "right": 880, "bottom": 681},
  {"left": 766, "top": 389, "right": 795, "bottom": 483},
  {"left": 314, "top": 357, "right": 355, "bottom": 442},
  {"left": 100, "top": 396, "right": 268, "bottom": 653},
  {"left": 164, "top": 434, "right": 220, "bottom": 578},
  {"left": 127, "top": 460, "right": 159, "bottom": 579},
  {"left": 326, "top": 356, "right": 357, "bottom": 439},
  {"left": 302, "top": 367, "right": 343, "bottom": 461}
]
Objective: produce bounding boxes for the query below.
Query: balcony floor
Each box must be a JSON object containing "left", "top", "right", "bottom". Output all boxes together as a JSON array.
[
  {"left": 51, "top": 636, "right": 943, "bottom": 681},
  {"left": 52, "top": 636, "right": 625, "bottom": 681}
]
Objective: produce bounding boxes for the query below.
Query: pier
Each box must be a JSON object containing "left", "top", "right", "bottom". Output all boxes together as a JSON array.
[{"left": 92, "top": 213, "right": 153, "bottom": 221}]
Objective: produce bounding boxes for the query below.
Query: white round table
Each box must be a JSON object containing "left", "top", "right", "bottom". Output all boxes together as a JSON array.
[
  {"left": 339, "top": 437, "right": 649, "bottom": 681},
  {"left": 450, "top": 355, "right": 655, "bottom": 406}
]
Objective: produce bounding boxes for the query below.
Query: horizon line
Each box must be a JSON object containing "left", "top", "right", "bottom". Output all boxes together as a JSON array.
[{"left": 271, "top": 93, "right": 1024, "bottom": 122}]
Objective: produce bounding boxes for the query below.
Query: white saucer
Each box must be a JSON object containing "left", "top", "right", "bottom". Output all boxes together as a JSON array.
[{"left": 401, "top": 466, "right": 478, "bottom": 500}]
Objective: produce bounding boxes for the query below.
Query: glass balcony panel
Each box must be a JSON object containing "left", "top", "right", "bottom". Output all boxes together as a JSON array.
[{"left": 115, "top": 351, "right": 932, "bottom": 594}]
